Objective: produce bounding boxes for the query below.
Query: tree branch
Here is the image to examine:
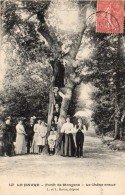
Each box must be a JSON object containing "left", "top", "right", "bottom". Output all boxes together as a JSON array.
[
  {"left": 37, "top": 11, "right": 62, "bottom": 55},
  {"left": 25, "top": 13, "right": 36, "bottom": 22},
  {"left": 63, "top": 5, "right": 89, "bottom": 61},
  {"left": 66, "top": 28, "right": 86, "bottom": 60}
]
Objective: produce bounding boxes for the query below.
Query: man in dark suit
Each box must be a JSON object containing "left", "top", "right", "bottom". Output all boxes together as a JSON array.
[
  {"left": 75, "top": 118, "right": 87, "bottom": 158},
  {"left": 26, "top": 117, "right": 36, "bottom": 154}
]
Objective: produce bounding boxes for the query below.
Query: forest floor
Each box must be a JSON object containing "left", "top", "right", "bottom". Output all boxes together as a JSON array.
[{"left": 0, "top": 130, "right": 125, "bottom": 195}]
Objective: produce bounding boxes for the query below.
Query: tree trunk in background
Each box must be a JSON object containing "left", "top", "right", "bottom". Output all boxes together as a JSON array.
[
  {"left": 114, "top": 119, "right": 118, "bottom": 139},
  {"left": 47, "top": 83, "right": 54, "bottom": 132},
  {"left": 36, "top": 2, "right": 89, "bottom": 154},
  {"left": 114, "top": 35, "right": 122, "bottom": 140},
  {"left": 59, "top": 85, "right": 75, "bottom": 128},
  {"left": 56, "top": 83, "right": 75, "bottom": 153}
]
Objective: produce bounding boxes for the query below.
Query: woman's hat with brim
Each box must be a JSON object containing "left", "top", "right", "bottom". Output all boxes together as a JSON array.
[
  {"left": 17, "top": 117, "right": 26, "bottom": 122},
  {"left": 5, "top": 116, "right": 11, "bottom": 120},
  {"left": 66, "top": 115, "right": 71, "bottom": 118},
  {"left": 32, "top": 116, "right": 36, "bottom": 119},
  {"left": 53, "top": 87, "right": 59, "bottom": 92},
  {"left": 37, "top": 118, "right": 42, "bottom": 121}
]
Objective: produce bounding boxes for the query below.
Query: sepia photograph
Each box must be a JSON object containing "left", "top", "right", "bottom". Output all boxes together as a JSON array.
[{"left": 0, "top": 0, "right": 125, "bottom": 195}]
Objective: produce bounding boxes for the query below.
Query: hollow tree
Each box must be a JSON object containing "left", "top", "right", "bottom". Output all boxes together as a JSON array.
[
  {"left": 1, "top": 0, "right": 95, "bottom": 152},
  {"left": 35, "top": 1, "right": 95, "bottom": 152}
]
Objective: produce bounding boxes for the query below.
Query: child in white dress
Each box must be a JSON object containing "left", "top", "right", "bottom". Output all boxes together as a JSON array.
[{"left": 48, "top": 128, "right": 57, "bottom": 155}]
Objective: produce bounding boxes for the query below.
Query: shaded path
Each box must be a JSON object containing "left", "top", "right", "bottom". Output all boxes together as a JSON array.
[
  {"left": 0, "top": 133, "right": 125, "bottom": 178},
  {"left": 1, "top": 133, "right": 125, "bottom": 195}
]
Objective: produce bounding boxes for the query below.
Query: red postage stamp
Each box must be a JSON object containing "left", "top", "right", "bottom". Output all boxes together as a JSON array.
[{"left": 96, "top": 0, "right": 124, "bottom": 34}]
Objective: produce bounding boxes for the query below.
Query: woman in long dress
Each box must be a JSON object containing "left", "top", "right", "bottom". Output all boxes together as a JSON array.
[
  {"left": 31, "top": 119, "right": 41, "bottom": 154},
  {"left": 15, "top": 119, "right": 27, "bottom": 155},
  {"left": 37, "top": 121, "right": 47, "bottom": 154},
  {"left": 60, "top": 117, "right": 76, "bottom": 157}
]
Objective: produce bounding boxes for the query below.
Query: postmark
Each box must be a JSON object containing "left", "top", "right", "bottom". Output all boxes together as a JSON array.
[{"left": 96, "top": 0, "right": 124, "bottom": 34}]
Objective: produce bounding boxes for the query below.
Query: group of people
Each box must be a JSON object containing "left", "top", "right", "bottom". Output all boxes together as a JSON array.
[
  {"left": 0, "top": 116, "right": 48, "bottom": 156},
  {"left": 15, "top": 117, "right": 48, "bottom": 155},
  {"left": 50, "top": 87, "right": 87, "bottom": 158},
  {"left": 0, "top": 115, "right": 87, "bottom": 158},
  {"left": 60, "top": 117, "right": 86, "bottom": 158}
]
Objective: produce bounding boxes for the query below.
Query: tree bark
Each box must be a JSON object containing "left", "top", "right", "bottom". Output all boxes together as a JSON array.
[
  {"left": 113, "top": 35, "right": 122, "bottom": 140},
  {"left": 47, "top": 82, "right": 54, "bottom": 132},
  {"left": 36, "top": 3, "right": 91, "bottom": 154}
]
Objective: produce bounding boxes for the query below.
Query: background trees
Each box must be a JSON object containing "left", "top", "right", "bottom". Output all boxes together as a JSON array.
[
  {"left": 1, "top": 0, "right": 125, "bottom": 141},
  {"left": 1, "top": 0, "right": 92, "bottom": 123},
  {"left": 1, "top": 0, "right": 53, "bottom": 119},
  {"left": 82, "top": 29, "right": 125, "bottom": 136}
]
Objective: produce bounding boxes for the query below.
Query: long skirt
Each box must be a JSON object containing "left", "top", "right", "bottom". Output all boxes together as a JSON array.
[
  {"left": 37, "top": 135, "right": 46, "bottom": 146},
  {"left": 3, "top": 132, "right": 14, "bottom": 156},
  {"left": 61, "top": 133, "right": 76, "bottom": 157},
  {"left": 31, "top": 133, "right": 39, "bottom": 154},
  {"left": 16, "top": 133, "right": 26, "bottom": 154}
]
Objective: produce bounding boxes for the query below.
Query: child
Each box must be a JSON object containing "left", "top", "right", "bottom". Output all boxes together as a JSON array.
[{"left": 48, "top": 128, "right": 57, "bottom": 155}]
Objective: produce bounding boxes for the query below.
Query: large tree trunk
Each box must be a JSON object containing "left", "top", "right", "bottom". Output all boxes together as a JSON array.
[
  {"left": 47, "top": 58, "right": 77, "bottom": 154},
  {"left": 47, "top": 83, "right": 54, "bottom": 132},
  {"left": 56, "top": 83, "right": 75, "bottom": 153},
  {"left": 114, "top": 35, "right": 122, "bottom": 140},
  {"left": 36, "top": 2, "right": 90, "bottom": 154}
]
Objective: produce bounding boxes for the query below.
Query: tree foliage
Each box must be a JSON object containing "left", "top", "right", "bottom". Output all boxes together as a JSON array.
[
  {"left": 82, "top": 29, "right": 125, "bottom": 135},
  {"left": 1, "top": 0, "right": 125, "bottom": 139},
  {"left": 1, "top": 0, "right": 90, "bottom": 121},
  {"left": 1, "top": 0, "right": 53, "bottom": 119}
]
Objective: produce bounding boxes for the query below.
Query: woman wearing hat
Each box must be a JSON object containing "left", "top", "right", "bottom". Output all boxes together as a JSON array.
[
  {"left": 3, "top": 117, "right": 14, "bottom": 156},
  {"left": 60, "top": 116, "right": 76, "bottom": 157},
  {"left": 31, "top": 119, "right": 47, "bottom": 154},
  {"left": 15, "top": 118, "right": 27, "bottom": 155},
  {"left": 31, "top": 119, "right": 41, "bottom": 154},
  {"left": 37, "top": 120, "right": 47, "bottom": 154}
]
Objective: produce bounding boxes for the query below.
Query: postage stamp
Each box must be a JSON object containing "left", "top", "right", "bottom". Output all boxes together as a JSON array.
[{"left": 96, "top": 0, "right": 124, "bottom": 34}]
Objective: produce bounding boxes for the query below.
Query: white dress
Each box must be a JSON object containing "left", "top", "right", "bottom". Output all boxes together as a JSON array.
[
  {"left": 31, "top": 124, "right": 47, "bottom": 153},
  {"left": 15, "top": 124, "right": 26, "bottom": 154},
  {"left": 60, "top": 122, "right": 75, "bottom": 156},
  {"left": 31, "top": 124, "right": 40, "bottom": 153},
  {"left": 37, "top": 125, "right": 47, "bottom": 146},
  {"left": 48, "top": 133, "right": 57, "bottom": 150}
]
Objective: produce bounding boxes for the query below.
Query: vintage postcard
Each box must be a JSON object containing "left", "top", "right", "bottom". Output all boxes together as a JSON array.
[{"left": 0, "top": 0, "right": 125, "bottom": 195}]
